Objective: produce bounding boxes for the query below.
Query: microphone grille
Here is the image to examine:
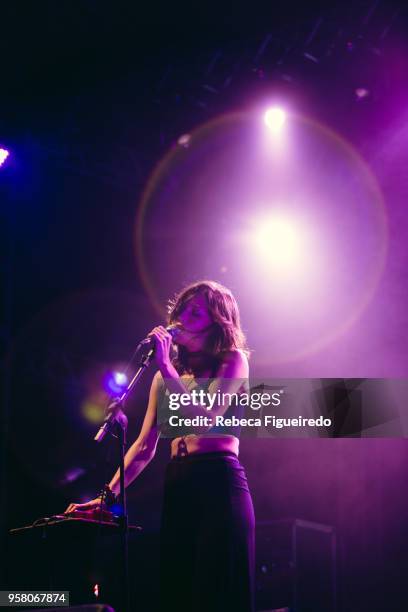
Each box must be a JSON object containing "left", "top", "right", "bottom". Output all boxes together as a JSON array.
[{"left": 166, "top": 324, "right": 181, "bottom": 340}]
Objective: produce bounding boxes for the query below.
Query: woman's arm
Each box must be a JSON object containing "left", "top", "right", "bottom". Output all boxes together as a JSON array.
[
  {"left": 108, "top": 371, "right": 163, "bottom": 494},
  {"left": 65, "top": 371, "right": 163, "bottom": 513}
]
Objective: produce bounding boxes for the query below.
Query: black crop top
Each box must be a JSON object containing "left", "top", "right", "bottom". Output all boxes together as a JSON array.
[{"left": 158, "top": 375, "right": 248, "bottom": 439}]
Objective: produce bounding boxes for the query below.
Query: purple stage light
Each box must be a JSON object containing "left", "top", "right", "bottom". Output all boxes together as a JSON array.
[
  {"left": 0, "top": 148, "right": 10, "bottom": 167},
  {"left": 135, "top": 109, "right": 388, "bottom": 367},
  {"left": 104, "top": 370, "right": 129, "bottom": 395},
  {"left": 264, "top": 107, "right": 286, "bottom": 133},
  {"left": 113, "top": 371, "right": 127, "bottom": 386},
  {"left": 252, "top": 215, "right": 300, "bottom": 268}
]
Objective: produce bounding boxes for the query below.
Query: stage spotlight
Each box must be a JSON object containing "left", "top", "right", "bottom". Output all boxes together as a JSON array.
[
  {"left": 253, "top": 215, "right": 299, "bottom": 267},
  {"left": 104, "top": 370, "right": 128, "bottom": 395},
  {"left": 0, "top": 148, "right": 10, "bottom": 167},
  {"left": 264, "top": 107, "right": 286, "bottom": 133},
  {"left": 113, "top": 371, "right": 128, "bottom": 386}
]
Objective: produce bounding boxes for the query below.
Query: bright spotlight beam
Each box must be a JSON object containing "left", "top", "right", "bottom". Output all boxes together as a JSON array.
[
  {"left": 0, "top": 148, "right": 10, "bottom": 167},
  {"left": 253, "top": 216, "right": 299, "bottom": 267},
  {"left": 264, "top": 107, "right": 286, "bottom": 133}
]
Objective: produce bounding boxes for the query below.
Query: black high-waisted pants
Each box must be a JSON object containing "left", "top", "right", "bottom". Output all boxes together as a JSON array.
[{"left": 158, "top": 451, "right": 255, "bottom": 612}]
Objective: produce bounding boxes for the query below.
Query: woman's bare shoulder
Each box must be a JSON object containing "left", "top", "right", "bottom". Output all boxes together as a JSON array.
[
  {"left": 219, "top": 348, "right": 249, "bottom": 363},
  {"left": 216, "top": 348, "right": 249, "bottom": 376}
]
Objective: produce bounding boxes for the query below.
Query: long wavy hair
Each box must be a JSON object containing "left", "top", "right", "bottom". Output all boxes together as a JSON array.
[{"left": 166, "top": 280, "right": 250, "bottom": 375}]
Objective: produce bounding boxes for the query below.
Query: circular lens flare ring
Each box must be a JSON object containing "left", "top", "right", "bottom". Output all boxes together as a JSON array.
[{"left": 134, "top": 110, "right": 388, "bottom": 364}]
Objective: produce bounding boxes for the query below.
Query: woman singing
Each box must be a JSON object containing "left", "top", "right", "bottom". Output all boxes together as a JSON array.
[{"left": 65, "top": 280, "right": 255, "bottom": 612}]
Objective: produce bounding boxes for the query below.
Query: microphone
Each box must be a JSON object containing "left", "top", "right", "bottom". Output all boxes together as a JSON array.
[
  {"left": 94, "top": 324, "right": 182, "bottom": 443},
  {"left": 138, "top": 324, "right": 182, "bottom": 347}
]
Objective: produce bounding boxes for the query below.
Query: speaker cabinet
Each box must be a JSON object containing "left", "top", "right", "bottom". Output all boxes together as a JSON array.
[{"left": 256, "top": 519, "right": 337, "bottom": 612}]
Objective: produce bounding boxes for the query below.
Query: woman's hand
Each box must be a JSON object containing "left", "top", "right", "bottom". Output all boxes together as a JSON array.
[
  {"left": 64, "top": 496, "right": 105, "bottom": 514},
  {"left": 146, "top": 325, "right": 173, "bottom": 370}
]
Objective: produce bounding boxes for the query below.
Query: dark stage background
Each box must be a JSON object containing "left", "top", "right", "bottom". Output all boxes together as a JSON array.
[{"left": 1, "top": 2, "right": 408, "bottom": 611}]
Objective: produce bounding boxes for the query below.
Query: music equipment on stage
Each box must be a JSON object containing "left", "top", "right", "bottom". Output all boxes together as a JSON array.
[
  {"left": 255, "top": 519, "right": 337, "bottom": 612},
  {"left": 8, "top": 516, "right": 143, "bottom": 611}
]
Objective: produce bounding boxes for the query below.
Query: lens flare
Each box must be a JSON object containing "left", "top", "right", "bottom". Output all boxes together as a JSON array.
[
  {"left": 103, "top": 371, "right": 128, "bottom": 395},
  {"left": 0, "top": 148, "right": 10, "bottom": 167},
  {"left": 134, "top": 110, "right": 388, "bottom": 364},
  {"left": 81, "top": 400, "right": 105, "bottom": 424},
  {"left": 264, "top": 107, "right": 286, "bottom": 133},
  {"left": 252, "top": 216, "right": 299, "bottom": 267}
]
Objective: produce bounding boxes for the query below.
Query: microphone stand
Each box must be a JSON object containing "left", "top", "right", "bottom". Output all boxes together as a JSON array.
[{"left": 94, "top": 345, "right": 155, "bottom": 612}]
